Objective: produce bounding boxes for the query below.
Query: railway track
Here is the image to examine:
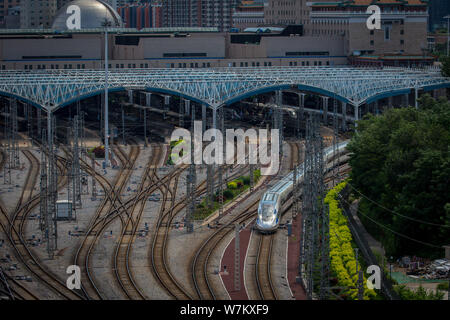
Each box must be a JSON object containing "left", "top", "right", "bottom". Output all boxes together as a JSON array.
[
  {"left": 0, "top": 148, "right": 83, "bottom": 300},
  {"left": 254, "top": 233, "right": 277, "bottom": 300},
  {"left": 13, "top": 150, "right": 39, "bottom": 215},
  {"left": 148, "top": 149, "right": 259, "bottom": 300},
  {"left": 1, "top": 269, "right": 39, "bottom": 300},
  {"left": 73, "top": 143, "right": 140, "bottom": 300},
  {"left": 191, "top": 199, "right": 261, "bottom": 300},
  {"left": 150, "top": 170, "right": 193, "bottom": 300},
  {"left": 290, "top": 141, "right": 301, "bottom": 170},
  {"left": 113, "top": 144, "right": 163, "bottom": 300}
]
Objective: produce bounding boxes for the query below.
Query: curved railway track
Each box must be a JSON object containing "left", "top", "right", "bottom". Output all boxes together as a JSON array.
[
  {"left": 0, "top": 148, "right": 84, "bottom": 300},
  {"left": 73, "top": 143, "right": 140, "bottom": 300},
  {"left": 149, "top": 156, "right": 257, "bottom": 300},
  {"left": 113, "top": 144, "right": 163, "bottom": 300},
  {"left": 150, "top": 171, "right": 192, "bottom": 300},
  {"left": 191, "top": 199, "right": 260, "bottom": 300}
]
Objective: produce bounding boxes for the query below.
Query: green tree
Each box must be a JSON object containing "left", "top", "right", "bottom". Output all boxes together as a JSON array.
[
  {"left": 441, "top": 55, "right": 450, "bottom": 77},
  {"left": 348, "top": 95, "right": 450, "bottom": 258}
]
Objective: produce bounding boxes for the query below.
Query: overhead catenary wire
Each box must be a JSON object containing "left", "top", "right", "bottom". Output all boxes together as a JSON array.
[
  {"left": 347, "top": 182, "right": 450, "bottom": 229},
  {"left": 339, "top": 196, "right": 443, "bottom": 249}
]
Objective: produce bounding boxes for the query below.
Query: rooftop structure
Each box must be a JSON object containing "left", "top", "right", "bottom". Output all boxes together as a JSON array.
[
  {"left": 51, "top": 0, "right": 123, "bottom": 30},
  {"left": 0, "top": 66, "right": 447, "bottom": 111}
]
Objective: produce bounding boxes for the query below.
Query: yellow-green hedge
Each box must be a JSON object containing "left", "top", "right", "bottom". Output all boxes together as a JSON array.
[{"left": 325, "top": 181, "right": 377, "bottom": 300}]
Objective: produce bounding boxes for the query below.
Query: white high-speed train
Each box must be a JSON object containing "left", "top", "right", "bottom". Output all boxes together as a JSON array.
[{"left": 256, "top": 141, "right": 349, "bottom": 233}]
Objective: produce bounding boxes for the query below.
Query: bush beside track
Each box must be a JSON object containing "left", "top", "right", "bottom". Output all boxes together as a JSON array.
[
  {"left": 194, "top": 169, "right": 261, "bottom": 220},
  {"left": 325, "top": 181, "right": 377, "bottom": 300}
]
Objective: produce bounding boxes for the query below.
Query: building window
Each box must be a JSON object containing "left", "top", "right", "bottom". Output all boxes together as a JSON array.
[
  {"left": 400, "top": 39, "right": 404, "bottom": 45},
  {"left": 384, "top": 26, "right": 391, "bottom": 41},
  {"left": 370, "top": 40, "right": 374, "bottom": 46}
]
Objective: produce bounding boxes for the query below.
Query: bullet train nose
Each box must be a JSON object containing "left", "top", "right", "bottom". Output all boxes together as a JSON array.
[{"left": 256, "top": 216, "right": 278, "bottom": 232}]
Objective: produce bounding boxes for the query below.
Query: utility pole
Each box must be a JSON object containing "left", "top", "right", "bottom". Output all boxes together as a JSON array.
[
  {"left": 234, "top": 224, "right": 241, "bottom": 292},
  {"left": 300, "top": 114, "right": 324, "bottom": 299},
  {"left": 164, "top": 95, "right": 170, "bottom": 120},
  {"left": 186, "top": 103, "right": 196, "bottom": 233},
  {"left": 297, "top": 93, "right": 305, "bottom": 139},
  {"left": 319, "top": 203, "right": 330, "bottom": 300},
  {"left": 274, "top": 91, "right": 284, "bottom": 156},
  {"left": 145, "top": 92, "right": 152, "bottom": 148},
  {"left": 102, "top": 20, "right": 112, "bottom": 168},
  {"left": 72, "top": 115, "right": 82, "bottom": 208},
  {"left": 355, "top": 248, "right": 364, "bottom": 300},
  {"left": 39, "top": 129, "right": 48, "bottom": 233},
  {"left": 3, "top": 104, "right": 11, "bottom": 185},
  {"left": 91, "top": 157, "right": 97, "bottom": 201},
  {"left": 218, "top": 107, "right": 225, "bottom": 219},
  {"left": 332, "top": 96, "right": 340, "bottom": 187},
  {"left": 179, "top": 99, "right": 185, "bottom": 128}
]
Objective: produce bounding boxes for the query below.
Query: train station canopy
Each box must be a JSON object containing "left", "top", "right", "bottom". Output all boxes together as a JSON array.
[{"left": 0, "top": 66, "right": 449, "bottom": 112}]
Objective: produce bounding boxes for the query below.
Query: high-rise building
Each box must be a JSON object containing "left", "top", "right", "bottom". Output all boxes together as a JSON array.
[
  {"left": 264, "top": 0, "right": 303, "bottom": 26},
  {"left": 161, "top": 0, "right": 239, "bottom": 31},
  {"left": 0, "top": 0, "right": 21, "bottom": 28},
  {"left": 118, "top": 2, "right": 162, "bottom": 29},
  {"left": 162, "top": 0, "right": 194, "bottom": 27},
  {"left": 0, "top": 0, "right": 21, "bottom": 20},
  {"left": 308, "top": 0, "right": 429, "bottom": 61},
  {"left": 21, "top": 0, "right": 58, "bottom": 28},
  {"left": 232, "top": 0, "right": 266, "bottom": 30},
  {"left": 428, "top": 0, "right": 450, "bottom": 32},
  {"left": 58, "top": 0, "right": 118, "bottom": 10},
  {"left": 264, "top": 0, "right": 341, "bottom": 35}
]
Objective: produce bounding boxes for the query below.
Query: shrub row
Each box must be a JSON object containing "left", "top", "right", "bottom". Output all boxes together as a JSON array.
[{"left": 325, "top": 181, "right": 377, "bottom": 300}]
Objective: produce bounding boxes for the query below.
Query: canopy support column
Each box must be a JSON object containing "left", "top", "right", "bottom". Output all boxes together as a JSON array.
[
  {"left": 342, "top": 103, "right": 347, "bottom": 131},
  {"left": 415, "top": 88, "right": 419, "bottom": 109}
]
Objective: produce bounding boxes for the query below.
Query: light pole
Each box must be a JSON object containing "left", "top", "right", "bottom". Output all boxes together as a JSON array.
[
  {"left": 445, "top": 15, "right": 450, "bottom": 57},
  {"left": 102, "top": 19, "right": 112, "bottom": 167}
]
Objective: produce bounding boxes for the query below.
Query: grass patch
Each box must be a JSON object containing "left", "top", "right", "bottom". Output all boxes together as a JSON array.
[{"left": 193, "top": 169, "right": 261, "bottom": 220}]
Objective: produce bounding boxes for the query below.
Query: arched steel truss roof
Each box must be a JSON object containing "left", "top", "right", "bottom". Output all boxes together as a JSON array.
[{"left": 0, "top": 66, "right": 449, "bottom": 112}]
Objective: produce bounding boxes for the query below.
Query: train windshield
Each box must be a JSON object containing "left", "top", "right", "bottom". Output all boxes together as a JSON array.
[{"left": 261, "top": 204, "right": 275, "bottom": 222}]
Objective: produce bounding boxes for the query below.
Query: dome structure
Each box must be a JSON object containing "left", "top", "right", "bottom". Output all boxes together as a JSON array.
[{"left": 52, "top": 0, "right": 123, "bottom": 30}]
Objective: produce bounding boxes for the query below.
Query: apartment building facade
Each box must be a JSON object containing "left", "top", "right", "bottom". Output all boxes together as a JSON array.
[{"left": 20, "top": 0, "right": 57, "bottom": 28}]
